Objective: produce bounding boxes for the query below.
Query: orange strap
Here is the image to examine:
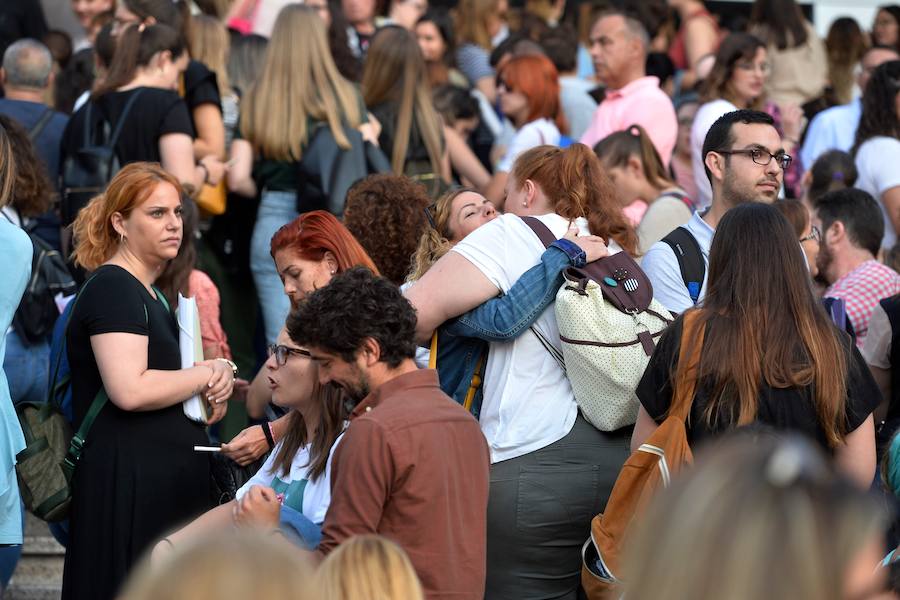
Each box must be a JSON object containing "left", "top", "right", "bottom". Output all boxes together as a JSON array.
[{"left": 670, "top": 310, "right": 706, "bottom": 422}]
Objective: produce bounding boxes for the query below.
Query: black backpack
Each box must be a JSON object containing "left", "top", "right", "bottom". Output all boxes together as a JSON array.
[
  {"left": 661, "top": 226, "right": 706, "bottom": 306},
  {"left": 295, "top": 123, "right": 391, "bottom": 217},
  {"left": 60, "top": 90, "right": 143, "bottom": 226},
  {"left": 3, "top": 210, "right": 76, "bottom": 345}
]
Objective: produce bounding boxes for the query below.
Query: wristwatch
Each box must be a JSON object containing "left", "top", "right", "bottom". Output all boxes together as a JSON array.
[{"left": 215, "top": 358, "right": 239, "bottom": 378}]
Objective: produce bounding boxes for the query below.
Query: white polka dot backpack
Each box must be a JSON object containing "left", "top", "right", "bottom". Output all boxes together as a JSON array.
[{"left": 522, "top": 217, "right": 673, "bottom": 431}]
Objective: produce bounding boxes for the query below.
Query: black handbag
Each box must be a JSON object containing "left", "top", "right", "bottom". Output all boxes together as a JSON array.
[{"left": 209, "top": 451, "right": 270, "bottom": 505}]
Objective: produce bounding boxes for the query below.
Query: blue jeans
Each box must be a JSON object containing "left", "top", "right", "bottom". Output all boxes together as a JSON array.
[
  {"left": 2, "top": 331, "right": 49, "bottom": 405},
  {"left": 250, "top": 191, "right": 297, "bottom": 345}
]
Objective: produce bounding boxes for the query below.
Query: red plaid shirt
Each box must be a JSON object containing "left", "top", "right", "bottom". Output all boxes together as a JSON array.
[{"left": 826, "top": 260, "right": 900, "bottom": 347}]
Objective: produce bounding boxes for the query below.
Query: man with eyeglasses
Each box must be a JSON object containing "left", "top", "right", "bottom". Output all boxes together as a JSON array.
[{"left": 642, "top": 109, "right": 787, "bottom": 314}]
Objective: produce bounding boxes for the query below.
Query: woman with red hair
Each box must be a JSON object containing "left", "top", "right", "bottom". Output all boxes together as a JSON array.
[
  {"left": 221, "top": 211, "right": 378, "bottom": 464},
  {"left": 485, "top": 54, "right": 567, "bottom": 207}
]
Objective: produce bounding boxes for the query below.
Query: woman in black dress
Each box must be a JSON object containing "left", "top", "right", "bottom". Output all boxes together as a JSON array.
[{"left": 61, "top": 163, "right": 236, "bottom": 600}]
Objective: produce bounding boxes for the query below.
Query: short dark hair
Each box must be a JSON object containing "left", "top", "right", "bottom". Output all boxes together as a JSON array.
[
  {"left": 815, "top": 188, "right": 884, "bottom": 256},
  {"left": 539, "top": 24, "right": 578, "bottom": 73},
  {"left": 286, "top": 267, "right": 418, "bottom": 368},
  {"left": 701, "top": 109, "right": 775, "bottom": 184}
]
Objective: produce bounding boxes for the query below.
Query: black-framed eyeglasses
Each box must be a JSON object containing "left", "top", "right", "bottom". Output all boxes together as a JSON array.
[
  {"left": 799, "top": 224, "right": 821, "bottom": 244},
  {"left": 717, "top": 147, "right": 793, "bottom": 170},
  {"left": 266, "top": 344, "right": 311, "bottom": 366}
]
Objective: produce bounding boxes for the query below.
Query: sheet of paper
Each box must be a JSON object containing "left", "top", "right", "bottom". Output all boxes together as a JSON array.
[{"left": 177, "top": 294, "right": 209, "bottom": 424}]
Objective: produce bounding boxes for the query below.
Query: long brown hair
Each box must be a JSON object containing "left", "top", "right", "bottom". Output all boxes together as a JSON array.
[
  {"left": 272, "top": 379, "right": 346, "bottom": 481},
  {"left": 155, "top": 197, "right": 198, "bottom": 308},
  {"left": 454, "top": 0, "right": 500, "bottom": 49},
  {"left": 510, "top": 144, "right": 639, "bottom": 256},
  {"left": 362, "top": 26, "right": 444, "bottom": 178},
  {"left": 681, "top": 203, "right": 848, "bottom": 447},
  {"left": 92, "top": 23, "right": 185, "bottom": 99}
]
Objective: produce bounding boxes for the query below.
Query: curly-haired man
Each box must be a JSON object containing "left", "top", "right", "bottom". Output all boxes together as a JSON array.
[{"left": 287, "top": 267, "right": 490, "bottom": 599}]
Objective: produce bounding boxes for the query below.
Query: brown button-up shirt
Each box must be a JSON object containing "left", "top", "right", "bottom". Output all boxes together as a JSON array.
[{"left": 316, "top": 368, "right": 490, "bottom": 599}]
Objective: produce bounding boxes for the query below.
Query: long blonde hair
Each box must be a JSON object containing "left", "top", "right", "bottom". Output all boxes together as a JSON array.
[
  {"left": 71, "top": 163, "right": 182, "bottom": 271},
  {"left": 362, "top": 26, "right": 444, "bottom": 178},
  {"left": 408, "top": 187, "right": 475, "bottom": 281},
  {"left": 240, "top": 4, "right": 362, "bottom": 161},
  {"left": 315, "top": 535, "right": 425, "bottom": 600},
  {"left": 189, "top": 14, "right": 232, "bottom": 97}
]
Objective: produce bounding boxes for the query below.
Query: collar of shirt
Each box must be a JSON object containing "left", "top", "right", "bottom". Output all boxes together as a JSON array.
[
  {"left": 604, "top": 76, "right": 661, "bottom": 101},
  {"left": 685, "top": 210, "right": 716, "bottom": 255},
  {"left": 349, "top": 368, "right": 441, "bottom": 420}
]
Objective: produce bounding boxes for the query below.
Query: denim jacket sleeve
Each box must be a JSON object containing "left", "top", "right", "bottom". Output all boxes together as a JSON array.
[{"left": 444, "top": 245, "right": 572, "bottom": 342}]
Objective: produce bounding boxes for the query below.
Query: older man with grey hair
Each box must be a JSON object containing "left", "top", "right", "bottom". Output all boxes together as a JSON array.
[
  {"left": 0, "top": 38, "right": 69, "bottom": 247},
  {"left": 578, "top": 9, "right": 677, "bottom": 167}
]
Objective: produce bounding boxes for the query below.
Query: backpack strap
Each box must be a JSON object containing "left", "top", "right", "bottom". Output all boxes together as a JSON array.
[
  {"left": 47, "top": 274, "right": 100, "bottom": 409},
  {"left": 28, "top": 108, "right": 54, "bottom": 142},
  {"left": 661, "top": 226, "right": 705, "bottom": 305},
  {"left": 103, "top": 88, "right": 144, "bottom": 158},
  {"left": 662, "top": 189, "right": 695, "bottom": 211},
  {"left": 669, "top": 309, "right": 706, "bottom": 422},
  {"left": 519, "top": 215, "right": 556, "bottom": 249}
]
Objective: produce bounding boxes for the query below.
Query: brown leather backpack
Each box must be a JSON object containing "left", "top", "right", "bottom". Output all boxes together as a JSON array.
[{"left": 580, "top": 309, "right": 706, "bottom": 599}]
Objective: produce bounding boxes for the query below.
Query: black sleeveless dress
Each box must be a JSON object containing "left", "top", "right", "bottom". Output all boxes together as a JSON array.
[{"left": 61, "top": 265, "right": 210, "bottom": 600}]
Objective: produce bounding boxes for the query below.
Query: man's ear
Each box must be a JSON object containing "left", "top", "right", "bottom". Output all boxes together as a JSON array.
[
  {"left": 828, "top": 220, "right": 847, "bottom": 245},
  {"left": 360, "top": 337, "right": 382, "bottom": 366},
  {"left": 0, "top": 68, "right": 6, "bottom": 87},
  {"left": 705, "top": 151, "right": 725, "bottom": 183}
]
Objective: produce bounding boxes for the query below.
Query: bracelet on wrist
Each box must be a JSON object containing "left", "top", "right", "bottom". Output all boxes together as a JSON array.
[
  {"left": 215, "top": 357, "right": 239, "bottom": 378},
  {"left": 261, "top": 423, "right": 275, "bottom": 449}
]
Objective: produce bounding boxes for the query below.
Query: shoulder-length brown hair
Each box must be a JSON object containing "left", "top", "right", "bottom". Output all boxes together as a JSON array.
[
  {"left": 699, "top": 32, "right": 767, "bottom": 110},
  {"left": 680, "top": 203, "right": 849, "bottom": 447},
  {"left": 0, "top": 115, "right": 52, "bottom": 218},
  {"left": 510, "top": 143, "right": 638, "bottom": 256},
  {"left": 272, "top": 380, "right": 346, "bottom": 481},
  {"left": 72, "top": 162, "right": 182, "bottom": 270}
]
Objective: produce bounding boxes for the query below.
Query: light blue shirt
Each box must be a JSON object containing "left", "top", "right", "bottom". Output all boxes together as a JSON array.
[
  {"left": 0, "top": 219, "right": 30, "bottom": 544},
  {"left": 642, "top": 211, "right": 715, "bottom": 315},
  {"left": 799, "top": 98, "right": 862, "bottom": 170}
]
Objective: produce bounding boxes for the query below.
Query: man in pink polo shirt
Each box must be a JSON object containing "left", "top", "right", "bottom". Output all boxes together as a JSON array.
[{"left": 579, "top": 10, "right": 677, "bottom": 167}]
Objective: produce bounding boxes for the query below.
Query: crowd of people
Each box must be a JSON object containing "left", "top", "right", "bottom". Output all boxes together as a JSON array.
[{"left": 3, "top": 0, "right": 900, "bottom": 599}]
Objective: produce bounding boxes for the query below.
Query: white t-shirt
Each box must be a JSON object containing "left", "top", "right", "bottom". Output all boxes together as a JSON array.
[
  {"left": 691, "top": 99, "right": 737, "bottom": 209},
  {"left": 451, "top": 213, "right": 583, "bottom": 463},
  {"left": 236, "top": 431, "right": 345, "bottom": 524},
  {"left": 496, "top": 118, "right": 561, "bottom": 173},
  {"left": 855, "top": 136, "right": 900, "bottom": 250}
]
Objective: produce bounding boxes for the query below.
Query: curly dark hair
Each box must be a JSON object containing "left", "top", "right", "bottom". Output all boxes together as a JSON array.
[
  {"left": 286, "top": 267, "right": 417, "bottom": 368},
  {"left": 853, "top": 60, "right": 900, "bottom": 155},
  {"left": 342, "top": 174, "right": 430, "bottom": 286},
  {"left": 0, "top": 115, "right": 53, "bottom": 218}
]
